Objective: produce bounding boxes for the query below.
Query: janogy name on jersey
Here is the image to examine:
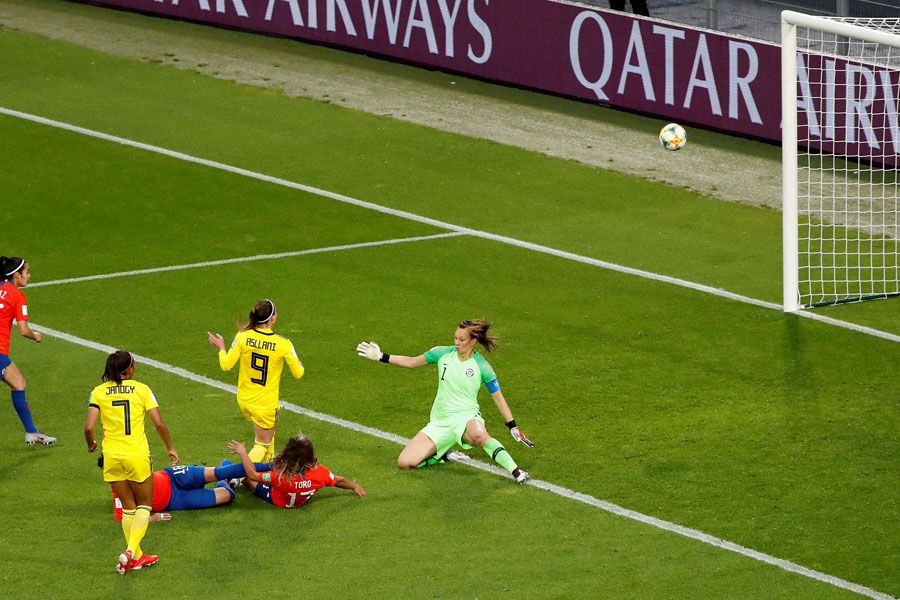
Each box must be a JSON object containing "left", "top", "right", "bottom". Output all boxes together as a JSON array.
[
  {"left": 106, "top": 385, "right": 136, "bottom": 395},
  {"left": 246, "top": 338, "right": 277, "bottom": 351}
]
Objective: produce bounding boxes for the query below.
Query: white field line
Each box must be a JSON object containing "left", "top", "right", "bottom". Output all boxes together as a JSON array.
[
  {"left": 3, "top": 107, "right": 898, "bottom": 344},
  {"left": 28, "top": 232, "right": 465, "bottom": 288},
  {"left": 32, "top": 322, "right": 895, "bottom": 600}
]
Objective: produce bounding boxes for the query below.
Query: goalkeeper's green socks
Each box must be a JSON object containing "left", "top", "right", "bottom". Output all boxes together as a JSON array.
[{"left": 483, "top": 438, "right": 517, "bottom": 473}]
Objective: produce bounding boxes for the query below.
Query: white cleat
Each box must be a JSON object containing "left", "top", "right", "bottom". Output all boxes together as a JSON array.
[
  {"left": 513, "top": 469, "right": 530, "bottom": 484},
  {"left": 25, "top": 432, "right": 57, "bottom": 446}
]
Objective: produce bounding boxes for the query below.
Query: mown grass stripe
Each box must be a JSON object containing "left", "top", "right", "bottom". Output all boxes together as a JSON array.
[
  {"left": 29, "top": 233, "right": 464, "bottom": 288},
  {"left": 30, "top": 321, "right": 895, "bottom": 600},
  {"left": 3, "top": 106, "right": 898, "bottom": 344}
]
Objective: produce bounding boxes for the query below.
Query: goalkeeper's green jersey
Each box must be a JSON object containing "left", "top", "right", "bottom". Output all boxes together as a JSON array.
[{"left": 423, "top": 346, "right": 499, "bottom": 421}]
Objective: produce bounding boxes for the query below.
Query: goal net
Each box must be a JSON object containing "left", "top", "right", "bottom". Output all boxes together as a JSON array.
[{"left": 782, "top": 12, "right": 900, "bottom": 311}]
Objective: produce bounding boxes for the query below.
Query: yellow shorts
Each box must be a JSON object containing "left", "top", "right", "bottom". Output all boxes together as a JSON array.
[
  {"left": 238, "top": 401, "right": 278, "bottom": 429},
  {"left": 103, "top": 454, "right": 152, "bottom": 483}
]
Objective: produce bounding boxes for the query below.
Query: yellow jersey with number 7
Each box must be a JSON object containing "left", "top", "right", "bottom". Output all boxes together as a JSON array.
[
  {"left": 218, "top": 328, "right": 304, "bottom": 409},
  {"left": 88, "top": 379, "right": 158, "bottom": 458}
]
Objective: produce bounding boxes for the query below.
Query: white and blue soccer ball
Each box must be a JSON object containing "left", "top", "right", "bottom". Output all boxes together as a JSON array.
[{"left": 659, "top": 123, "right": 687, "bottom": 151}]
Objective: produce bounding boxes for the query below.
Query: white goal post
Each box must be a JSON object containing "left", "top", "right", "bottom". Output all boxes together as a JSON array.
[{"left": 782, "top": 11, "right": 900, "bottom": 312}]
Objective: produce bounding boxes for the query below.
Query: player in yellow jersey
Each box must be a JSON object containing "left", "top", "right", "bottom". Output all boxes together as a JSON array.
[
  {"left": 207, "top": 299, "right": 304, "bottom": 463},
  {"left": 84, "top": 350, "right": 179, "bottom": 575}
]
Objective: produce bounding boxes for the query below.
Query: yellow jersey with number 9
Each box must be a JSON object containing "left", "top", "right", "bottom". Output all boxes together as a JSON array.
[
  {"left": 89, "top": 379, "right": 158, "bottom": 458},
  {"left": 218, "top": 328, "right": 304, "bottom": 409}
]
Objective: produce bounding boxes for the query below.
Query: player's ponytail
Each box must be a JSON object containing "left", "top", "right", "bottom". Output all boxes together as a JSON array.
[
  {"left": 0, "top": 256, "right": 25, "bottom": 279},
  {"left": 102, "top": 350, "right": 134, "bottom": 384},
  {"left": 459, "top": 319, "right": 498, "bottom": 352},
  {"left": 238, "top": 299, "right": 277, "bottom": 331},
  {"left": 271, "top": 435, "right": 316, "bottom": 482}
]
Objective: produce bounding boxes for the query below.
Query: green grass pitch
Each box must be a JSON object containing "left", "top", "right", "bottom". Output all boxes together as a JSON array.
[{"left": 0, "top": 6, "right": 897, "bottom": 599}]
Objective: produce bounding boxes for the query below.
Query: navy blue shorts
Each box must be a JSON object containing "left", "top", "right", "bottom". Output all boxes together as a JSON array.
[
  {"left": 254, "top": 482, "right": 276, "bottom": 506},
  {"left": 0, "top": 354, "right": 11, "bottom": 378},
  {"left": 162, "top": 466, "right": 218, "bottom": 511}
]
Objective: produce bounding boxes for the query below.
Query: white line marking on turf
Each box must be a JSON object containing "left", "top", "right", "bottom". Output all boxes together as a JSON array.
[
  {"left": 3, "top": 107, "right": 898, "bottom": 344},
  {"left": 31, "top": 322, "right": 895, "bottom": 600},
  {"left": 28, "top": 233, "right": 464, "bottom": 288}
]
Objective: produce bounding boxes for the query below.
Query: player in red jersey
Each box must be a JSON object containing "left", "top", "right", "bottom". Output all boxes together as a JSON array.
[
  {"left": 227, "top": 435, "right": 366, "bottom": 508},
  {"left": 105, "top": 458, "right": 259, "bottom": 521},
  {"left": 0, "top": 256, "right": 55, "bottom": 445}
]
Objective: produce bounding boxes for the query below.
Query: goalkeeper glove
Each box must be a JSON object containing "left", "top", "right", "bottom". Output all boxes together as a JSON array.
[
  {"left": 356, "top": 341, "right": 383, "bottom": 361},
  {"left": 506, "top": 420, "right": 534, "bottom": 448}
]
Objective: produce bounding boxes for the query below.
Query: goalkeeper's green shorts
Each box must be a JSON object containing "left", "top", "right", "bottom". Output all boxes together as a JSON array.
[{"left": 420, "top": 413, "right": 484, "bottom": 457}]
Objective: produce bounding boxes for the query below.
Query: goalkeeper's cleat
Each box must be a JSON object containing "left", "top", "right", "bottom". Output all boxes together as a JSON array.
[
  {"left": 117, "top": 550, "right": 133, "bottom": 575},
  {"left": 512, "top": 468, "right": 530, "bottom": 484},
  {"left": 25, "top": 431, "right": 57, "bottom": 446},
  {"left": 129, "top": 553, "right": 159, "bottom": 570},
  {"left": 417, "top": 450, "right": 455, "bottom": 468}
]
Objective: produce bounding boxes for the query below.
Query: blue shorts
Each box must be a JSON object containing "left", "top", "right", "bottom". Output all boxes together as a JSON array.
[
  {"left": 254, "top": 482, "right": 276, "bottom": 506},
  {"left": 162, "top": 466, "right": 218, "bottom": 511},
  {"left": 0, "top": 354, "right": 11, "bottom": 379}
]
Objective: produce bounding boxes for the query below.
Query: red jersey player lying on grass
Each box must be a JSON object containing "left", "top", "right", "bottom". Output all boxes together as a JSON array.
[
  {"left": 102, "top": 456, "right": 264, "bottom": 521},
  {"left": 227, "top": 435, "right": 366, "bottom": 508}
]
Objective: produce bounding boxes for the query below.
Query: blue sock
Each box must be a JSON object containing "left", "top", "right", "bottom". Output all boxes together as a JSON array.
[
  {"left": 213, "top": 462, "right": 244, "bottom": 480},
  {"left": 216, "top": 480, "right": 236, "bottom": 501},
  {"left": 11, "top": 390, "right": 37, "bottom": 433},
  {"left": 213, "top": 462, "right": 271, "bottom": 480}
]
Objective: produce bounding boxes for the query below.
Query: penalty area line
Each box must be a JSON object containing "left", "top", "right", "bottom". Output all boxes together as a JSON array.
[
  {"left": 30, "top": 322, "right": 895, "bottom": 600},
  {"left": 29, "top": 232, "right": 465, "bottom": 288},
  {"left": 3, "top": 107, "right": 897, "bottom": 344}
]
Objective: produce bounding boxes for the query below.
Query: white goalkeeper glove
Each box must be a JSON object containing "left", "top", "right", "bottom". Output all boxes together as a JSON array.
[
  {"left": 506, "top": 420, "right": 534, "bottom": 448},
  {"left": 356, "top": 341, "right": 383, "bottom": 362}
]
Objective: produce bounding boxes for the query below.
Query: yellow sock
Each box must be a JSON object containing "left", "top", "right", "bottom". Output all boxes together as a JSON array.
[
  {"left": 121, "top": 509, "right": 134, "bottom": 546},
  {"left": 248, "top": 439, "right": 270, "bottom": 463},
  {"left": 263, "top": 434, "right": 275, "bottom": 462},
  {"left": 121, "top": 509, "right": 143, "bottom": 558},
  {"left": 127, "top": 506, "right": 151, "bottom": 556}
]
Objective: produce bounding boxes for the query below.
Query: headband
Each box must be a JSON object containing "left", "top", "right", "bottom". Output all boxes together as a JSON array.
[
  {"left": 119, "top": 352, "right": 134, "bottom": 377},
  {"left": 260, "top": 299, "right": 276, "bottom": 323},
  {"left": 4, "top": 259, "right": 25, "bottom": 278}
]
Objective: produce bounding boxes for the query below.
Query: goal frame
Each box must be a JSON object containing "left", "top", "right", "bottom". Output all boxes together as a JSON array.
[{"left": 781, "top": 10, "right": 900, "bottom": 312}]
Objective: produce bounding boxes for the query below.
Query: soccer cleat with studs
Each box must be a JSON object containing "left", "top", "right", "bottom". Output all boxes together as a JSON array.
[
  {"left": 512, "top": 468, "right": 530, "bottom": 484},
  {"left": 129, "top": 553, "right": 159, "bottom": 570},
  {"left": 117, "top": 550, "right": 133, "bottom": 575},
  {"left": 25, "top": 431, "right": 57, "bottom": 446}
]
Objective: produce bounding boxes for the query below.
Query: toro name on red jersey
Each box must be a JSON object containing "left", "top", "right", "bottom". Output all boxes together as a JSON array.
[{"left": 259, "top": 464, "right": 336, "bottom": 508}]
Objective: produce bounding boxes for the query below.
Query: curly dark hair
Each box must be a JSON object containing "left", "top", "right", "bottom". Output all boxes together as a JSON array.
[{"left": 270, "top": 435, "right": 317, "bottom": 482}]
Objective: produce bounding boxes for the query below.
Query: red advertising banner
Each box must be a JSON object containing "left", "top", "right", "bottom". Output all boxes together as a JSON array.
[{"left": 80, "top": 0, "right": 900, "bottom": 162}]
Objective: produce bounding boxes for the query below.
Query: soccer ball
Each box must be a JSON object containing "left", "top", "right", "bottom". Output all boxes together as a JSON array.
[{"left": 659, "top": 123, "right": 687, "bottom": 151}]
